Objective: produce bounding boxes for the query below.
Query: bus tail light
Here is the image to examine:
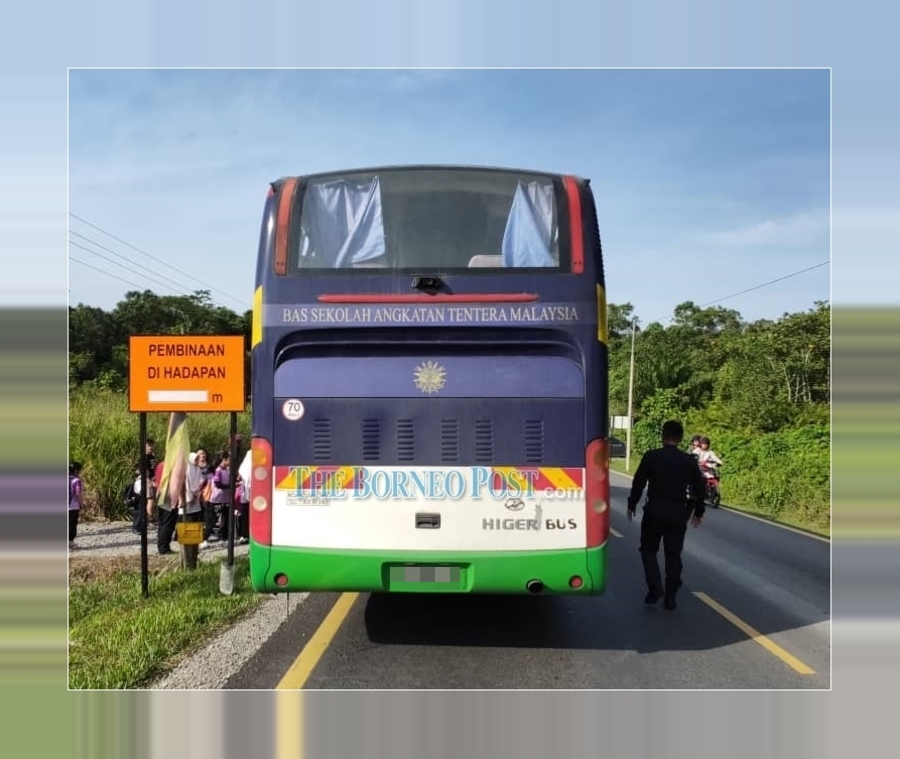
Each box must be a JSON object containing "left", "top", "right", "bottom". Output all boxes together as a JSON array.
[
  {"left": 249, "top": 436, "right": 273, "bottom": 546},
  {"left": 585, "top": 439, "right": 610, "bottom": 548},
  {"left": 563, "top": 176, "right": 585, "bottom": 274}
]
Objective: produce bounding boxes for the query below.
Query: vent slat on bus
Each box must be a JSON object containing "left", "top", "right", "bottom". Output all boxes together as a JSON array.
[
  {"left": 313, "top": 419, "right": 332, "bottom": 461},
  {"left": 276, "top": 400, "right": 584, "bottom": 466},
  {"left": 475, "top": 419, "right": 494, "bottom": 463},
  {"left": 525, "top": 419, "right": 544, "bottom": 463},
  {"left": 397, "top": 419, "right": 415, "bottom": 462},
  {"left": 362, "top": 419, "right": 381, "bottom": 461},
  {"left": 441, "top": 419, "right": 460, "bottom": 463}
]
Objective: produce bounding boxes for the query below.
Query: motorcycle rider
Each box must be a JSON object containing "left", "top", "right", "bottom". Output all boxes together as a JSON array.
[
  {"left": 697, "top": 436, "right": 723, "bottom": 470},
  {"left": 696, "top": 436, "right": 723, "bottom": 507},
  {"left": 688, "top": 435, "right": 702, "bottom": 458}
]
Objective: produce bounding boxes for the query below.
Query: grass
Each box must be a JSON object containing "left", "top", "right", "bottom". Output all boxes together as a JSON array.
[
  {"left": 69, "top": 384, "right": 251, "bottom": 519},
  {"left": 68, "top": 554, "right": 261, "bottom": 689},
  {"left": 608, "top": 458, "right": 831, "bottom": 538}
]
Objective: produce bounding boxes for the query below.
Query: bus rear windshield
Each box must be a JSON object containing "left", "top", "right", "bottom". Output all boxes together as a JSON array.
[{"left": 290, "top": 168, "right": 570, "bottom": 274}]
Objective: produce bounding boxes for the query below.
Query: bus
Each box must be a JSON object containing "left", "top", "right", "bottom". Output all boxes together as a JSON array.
[{"left": 248, "top": 165, "right": 610, "bottom": 595}]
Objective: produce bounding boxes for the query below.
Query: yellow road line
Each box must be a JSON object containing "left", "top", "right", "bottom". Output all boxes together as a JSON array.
[
  {"left": 276, "top": 691, "right": 304, "bottom": 759},
  {"left": 693, "top": 591, "right": 815, "bottom": 675},
  {"left": 276, "top": 592, "right": 359, "bottom": 690},
  {"left": 610, "top": 527, "right": 623, "bottom": 538}
]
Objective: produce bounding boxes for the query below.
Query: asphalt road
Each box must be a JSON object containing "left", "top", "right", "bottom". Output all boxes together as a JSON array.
[{"left": 226, "top": 472, "right": 833, "bottom": 689}]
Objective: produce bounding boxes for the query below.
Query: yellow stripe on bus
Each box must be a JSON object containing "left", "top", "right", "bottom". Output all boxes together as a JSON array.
[
  {"left": 540, "top": 467, "right": 582, "bottom": 491},
  {"left": 596, "top": 283, "right": 608, "bottom": 346},
  {"left": 252, "top": 285, "right": 263, "bottom": 349},
  {"left": 492, "top": 467, "right": 582, "bottom": 491},
  {"left": 276, "top": 466, "right": 317, "bottom": 491},
  {"left": 491, "top": 467, "right": 529, "bottom": 490},
  {"left": 328, "top": 466, "right": 357, "bottom": 490}
]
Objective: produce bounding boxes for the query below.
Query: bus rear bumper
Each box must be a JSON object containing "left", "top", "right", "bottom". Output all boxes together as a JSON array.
[{"left": 249, "top": 544, "right": 607, "bottom": 596}]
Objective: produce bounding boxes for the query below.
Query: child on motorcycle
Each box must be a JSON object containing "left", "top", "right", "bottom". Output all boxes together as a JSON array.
[
  {"left": 696, "top": 436, "right": 722, "bottom": 471},
  {"left": 696, "top": 436, "right": 723, "bottom": 507},
  {"left": 689, "top": 435, "right": 702, "bottom": 458}
]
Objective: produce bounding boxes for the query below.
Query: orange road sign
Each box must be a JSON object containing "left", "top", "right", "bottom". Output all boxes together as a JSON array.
[{"left": 128, "top": 335, "right": 246, "bottom": 412}]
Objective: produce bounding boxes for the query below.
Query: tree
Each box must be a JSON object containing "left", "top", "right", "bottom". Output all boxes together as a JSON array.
[{"left": 69, "top": 290, "right": 249, "bottom": 391}]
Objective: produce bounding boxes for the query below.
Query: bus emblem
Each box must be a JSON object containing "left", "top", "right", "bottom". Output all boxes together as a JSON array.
[{"left": 413, "top": 360, "right": 447, "bottom": 394}]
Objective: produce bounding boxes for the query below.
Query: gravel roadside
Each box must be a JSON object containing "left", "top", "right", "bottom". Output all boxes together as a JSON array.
[{"left": 69, "top": 519, "right": 307, "bottom": 689}]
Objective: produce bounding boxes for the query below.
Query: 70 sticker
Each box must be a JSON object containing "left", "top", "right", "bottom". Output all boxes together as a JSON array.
[{"left": 282, "top": 399, "right": 305, "bottom": 421}]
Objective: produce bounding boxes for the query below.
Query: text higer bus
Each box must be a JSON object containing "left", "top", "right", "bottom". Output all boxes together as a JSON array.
[{"left": 248, "top": 165, "right": 610, "bottom": 595}]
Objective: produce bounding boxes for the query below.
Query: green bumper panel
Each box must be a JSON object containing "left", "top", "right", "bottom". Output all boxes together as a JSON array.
[{"left": 249, "top": 543, "right": 607, "bottom": 595}]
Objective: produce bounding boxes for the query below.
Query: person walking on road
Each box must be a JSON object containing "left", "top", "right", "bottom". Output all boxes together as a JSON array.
[{"left": 626, "top": 420, "right": 707, "bottom": 610}]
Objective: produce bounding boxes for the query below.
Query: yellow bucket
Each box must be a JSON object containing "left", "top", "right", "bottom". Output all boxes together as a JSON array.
[{"left": 176, "top": 521, "right": 204, "bottom": 545}]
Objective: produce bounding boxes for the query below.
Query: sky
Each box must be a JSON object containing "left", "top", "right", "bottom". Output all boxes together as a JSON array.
[{"left": 67, "top": 68, "right": 831, "bottom": 325}]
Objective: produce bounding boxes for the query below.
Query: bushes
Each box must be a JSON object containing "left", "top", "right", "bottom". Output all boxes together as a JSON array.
[
  {"left": 664, "top": 418, "right": 829, "bottom": 531},
  {"left": 69, "top": 386, "right": 250, "bottom": 520}
]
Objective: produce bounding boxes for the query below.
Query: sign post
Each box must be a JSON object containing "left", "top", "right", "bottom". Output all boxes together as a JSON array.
[
  {"left": 128, "top": 335, "right": 246, "bottom": 598},
  {"left": 221, "top": 414, "right": 239, "bottom": 596},
  {"left": 139, "top": 413, "right": 149, "bottom": 598}
]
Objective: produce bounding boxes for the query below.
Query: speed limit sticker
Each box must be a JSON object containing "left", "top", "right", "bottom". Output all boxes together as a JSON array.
[{"left": 282, "top": 399, "right": 305, "bottom": 421}]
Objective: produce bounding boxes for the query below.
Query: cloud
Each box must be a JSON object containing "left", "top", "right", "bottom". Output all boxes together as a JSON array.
[{"left": 705, "top": 207, "right": 830, "bottom": 246}]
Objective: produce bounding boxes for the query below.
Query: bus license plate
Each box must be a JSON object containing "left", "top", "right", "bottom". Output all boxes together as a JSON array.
[{"left": 386, "top": 564, "right": 467, "bottom": 590}]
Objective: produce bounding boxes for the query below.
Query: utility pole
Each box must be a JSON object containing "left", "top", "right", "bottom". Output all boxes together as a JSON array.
[{"left": 625, "top": 318, "right": 636, "bottom": 472}]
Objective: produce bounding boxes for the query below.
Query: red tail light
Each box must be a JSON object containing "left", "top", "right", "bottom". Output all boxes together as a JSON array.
[
  {"left": 585, "top": 439, "right": 610, "bottom": 547},
  {"left": 563, "top": 176, "right": 585, "bottom": 274},
  {"left": 249, "top": 437, "right": 273, "bottom": 546}
]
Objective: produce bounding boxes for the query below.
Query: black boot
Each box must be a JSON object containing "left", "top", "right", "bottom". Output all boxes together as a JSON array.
[{"left": 663, "top": 579, "right": 683, "bottom": 610}]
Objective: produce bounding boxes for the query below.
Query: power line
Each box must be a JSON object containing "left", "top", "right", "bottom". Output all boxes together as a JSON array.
[
  {"left": 640, "top": 259, "right": 830, "bottom": 327},
  {"left": 69, "top": 238, "right": 193, "bottom": 298},
  {"left": 69, "top": 213, "right": 248, "bottom": 310},
  {"left": 69, "top": 256, "right": 149, "bottom": 292},
  {"left": 695, "top": 260, "right": 830, "bottom": 309}
]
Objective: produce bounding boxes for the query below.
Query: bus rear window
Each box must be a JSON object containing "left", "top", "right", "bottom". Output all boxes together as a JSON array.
[{"left": 290, "top": 168, "right": 569, "bottom": 273}]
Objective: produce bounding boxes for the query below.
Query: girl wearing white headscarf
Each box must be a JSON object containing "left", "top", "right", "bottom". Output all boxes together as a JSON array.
[{"left": 183, "top": 451, "right": 205, "bottom": 517}]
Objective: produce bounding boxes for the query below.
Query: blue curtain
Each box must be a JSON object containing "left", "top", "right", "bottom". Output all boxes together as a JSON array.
[
  {"left": 300, "top": 177, "right": 386, "bottom": 267},
  {"left": 501, "top": 180, "right": 555, "bottom": 267}
]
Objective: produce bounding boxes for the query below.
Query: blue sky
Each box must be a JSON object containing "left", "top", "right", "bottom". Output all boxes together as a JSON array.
[{"left": 67, "top": 68, "right": 830, "bottom": 325}]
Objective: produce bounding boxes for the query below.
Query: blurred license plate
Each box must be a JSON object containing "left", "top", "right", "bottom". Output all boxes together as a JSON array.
[{"left": 386, "top": 564, "right": 465, "bottom": 588}]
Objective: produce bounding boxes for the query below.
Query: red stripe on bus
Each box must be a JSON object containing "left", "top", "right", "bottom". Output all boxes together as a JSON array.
[
  {"left": 273, "top": 178, "right": 298, "bottom": 276},
  {"left": 563, "top": 176, "right": 585, "bottom": 274},
  {"left": 317, "top": 293, "right": 539, "bottom": 304}
]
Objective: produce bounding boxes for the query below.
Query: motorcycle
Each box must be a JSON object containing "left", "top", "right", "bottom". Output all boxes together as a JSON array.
[{"left": 699, "top": 462, "right": 721, "bottom": 508}]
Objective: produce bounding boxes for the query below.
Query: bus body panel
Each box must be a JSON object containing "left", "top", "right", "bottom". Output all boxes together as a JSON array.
[
  {"left": 249, "top": 166, "right": 609, "bottom": 596},
  {"left": 250, "top": 544, "right": 608, "bottom": 595}
]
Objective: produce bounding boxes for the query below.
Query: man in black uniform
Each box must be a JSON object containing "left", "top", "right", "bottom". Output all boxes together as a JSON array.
[{"left": 627, "top": 420, "right": 707, "bottom": 610}]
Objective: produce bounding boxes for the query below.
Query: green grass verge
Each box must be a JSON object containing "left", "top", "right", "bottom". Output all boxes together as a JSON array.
[
  {"left": 69, "top": 384, "right": 251, "bottom": 519},
  {"left": 608, "top": 458, "right": 830, "bottom": 538},
  {"left": 68, "top": 554, "right": 261, "bottom": 689}
]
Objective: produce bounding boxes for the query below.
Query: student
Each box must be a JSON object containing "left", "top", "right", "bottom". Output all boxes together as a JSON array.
[
  {"left": 143, "top": 438, "right": 158, "bottom": 524},
  {"left": 235, "top": 448, "right": 252, "bottom": 544},
  {"left": 626, "top": 420, "right": 707, "bottom": 610},
  {"left": 195, "top": 448, "right": 218, "bottom": 547},
  {"left": 126, "top": 465, "right": 145, "bottom": 534},
  {"left": 69, "top": 462, "right": 84, "bottom": 550},
  {"left": 210, "top": 451, "right": 234, "bottom": 542}
]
